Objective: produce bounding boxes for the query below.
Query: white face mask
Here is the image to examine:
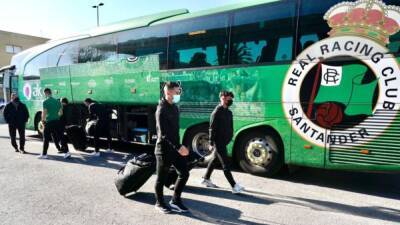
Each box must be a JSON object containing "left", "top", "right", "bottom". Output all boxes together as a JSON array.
[{"left": 172, "top": 95, "right": 181, "bottom": 104}]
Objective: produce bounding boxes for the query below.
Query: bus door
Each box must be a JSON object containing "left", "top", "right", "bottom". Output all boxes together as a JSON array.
[
  {"left": 0, "top": 66, "right": 16, "bottom": 103},
  {"left": 9, "top": 75, "right": 18, "bottom": 97}
]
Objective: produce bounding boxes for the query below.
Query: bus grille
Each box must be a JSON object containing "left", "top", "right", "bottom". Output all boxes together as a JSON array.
[{"left": 329, "top": 110, "right": 400, "bottom": 165}]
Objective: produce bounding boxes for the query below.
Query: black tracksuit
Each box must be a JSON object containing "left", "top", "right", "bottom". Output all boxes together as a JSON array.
[
  {"left": 58, "top": 104, "right": 78, "bottom": 153},
  {"left": 88, "top": 102, "right": 112, "bottom": 152},
  {"left": 154, "top": 98, "right": 189, "bottom": 204},
  {"left": 3, "top": 99, "right": 29, "bottom": 151},
  {"left": 204, "top": 104, "right": 236, "bottom": 187}
]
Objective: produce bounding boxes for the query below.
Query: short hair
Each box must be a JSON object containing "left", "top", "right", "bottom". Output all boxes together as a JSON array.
[
  {"left": 163, "top": 81, "right": 180, "bottom": 91},
  {"left": 220, "top": 91, "right": 234, "bottom": 98},
  {"left": 60, "top": 97, "right": 69, "bottom": 104},
  {"left": 84, "top": 98, "right": 93, "bottom": 104},
  {"left": 44, "top": 88, "right": 52, "bottom": 94}
]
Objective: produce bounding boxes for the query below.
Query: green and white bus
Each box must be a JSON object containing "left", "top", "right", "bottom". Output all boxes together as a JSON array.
[{"left": 4, "top": 0, "right": 400, "bottom": 176}]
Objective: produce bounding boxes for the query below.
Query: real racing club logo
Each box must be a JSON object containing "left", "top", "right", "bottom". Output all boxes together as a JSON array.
[
  {"left": 23, "top": 83, "right": 32, "bottom": 100},
  {"left": 282, "top": 0, "right": 400, "bottom": 147}
]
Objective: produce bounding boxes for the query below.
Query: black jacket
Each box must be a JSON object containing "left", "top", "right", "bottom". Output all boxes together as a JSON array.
[
  {"left": 155, "top": 98, "right": 181, "bottom": 155},
  {"left": 209, "top": 104, "right": 233, "bottom": 147},
  {"left": 88, "top": 102, "right": 110, "bottom": 122},
  {"left": 60, "top": 104, "right": 80, "bottom": 126},
  {"left": 3, "top": 99, "right": 29, "bottom": 127}
]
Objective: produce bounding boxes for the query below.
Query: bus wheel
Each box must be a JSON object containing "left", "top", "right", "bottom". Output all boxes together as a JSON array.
[
  {"left": 183, "top": 125, "right": 213, "bottom": 167},
  {"left": 235, "top": 130, "right": 283, "bottom": 177}
]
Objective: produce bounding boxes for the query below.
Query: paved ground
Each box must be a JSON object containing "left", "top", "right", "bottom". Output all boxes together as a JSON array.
[{"left": 0, "top": 124, "right": 399, "bottom": 225}]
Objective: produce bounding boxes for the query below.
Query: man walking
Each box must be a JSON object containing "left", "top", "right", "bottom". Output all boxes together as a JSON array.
[
  {"left": 83, "top": 98, "right": 112, "bottom": 156},
  {"left": 58, "top": 97, "right": 72, "bottom": 153},
  {"left": 38, "top": 88, "right": 71, "bottom": 159},
  {"left": 3, "top": 93, "right": 29, "bottom": 153},
  {"left": 201, "top": 91, "right": 245, "bottom": 194},
  {"left": 154, "top": 82, "right": 190, "bottom": 214}
]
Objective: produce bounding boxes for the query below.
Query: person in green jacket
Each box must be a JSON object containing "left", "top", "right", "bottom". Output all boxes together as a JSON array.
[{"left": 38, "top": 88, "right": 71, "bottom": 159}]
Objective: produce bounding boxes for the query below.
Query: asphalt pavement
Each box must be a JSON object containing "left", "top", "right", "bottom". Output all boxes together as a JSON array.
[{"left": 0, "top": 124, "right": 399, "bottom": 225}]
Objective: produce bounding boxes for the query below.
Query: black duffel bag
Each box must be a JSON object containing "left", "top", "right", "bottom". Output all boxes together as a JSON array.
[
  {"left": 115, "top": 153, "right": 156, "bottom": 196},
  {"left": 65, "top": 125, "right": 87, "bottom": 151}
]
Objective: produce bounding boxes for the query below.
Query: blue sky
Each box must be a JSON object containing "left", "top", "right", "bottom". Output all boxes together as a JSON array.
[{"left": 0, "top": 0, "right": 248, "bottom": 39}]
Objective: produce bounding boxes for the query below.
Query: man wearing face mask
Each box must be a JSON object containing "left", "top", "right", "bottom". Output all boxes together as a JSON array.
[
  {"left": 154, "top": 81, "right": 190, "bottom": 214},
  {"left": 201, "top": 91, "right": 245, "bottom": 194},
  {"left": 3, "top": 93, "right": 29, "bottom": 153}
]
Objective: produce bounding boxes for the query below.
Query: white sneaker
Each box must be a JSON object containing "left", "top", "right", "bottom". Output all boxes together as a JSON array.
[
  {"left": 91, "top": 152, "right": 101, "bottom": 157},
  {"left": 232, "top": 183, "right": 245, "bottom": 194},
  {"left": 105, "top": 149, "right": 113, "bottom": 153},
  {"left": 37, "top": 154, "right": 48, "bottom": 159},
  {"left": 63, "top": 152, "right": 72, "bottom": 159},
  {"left": 201, "top": 178, "right": 218, "bottom": 188}
]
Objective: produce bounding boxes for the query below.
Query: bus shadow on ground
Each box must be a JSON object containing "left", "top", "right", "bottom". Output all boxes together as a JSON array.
[
  {"left": 279, "top": 167, "right": 400, "bottom": 201},
  {"left": 39, "top": 151, "right": 131, "bottom": 170},
  {"left": 185, "top": 186, "right": 400, "bottom": 223},
  {"left": 127, "top": 191, "right": 268, "bottom": 225}
]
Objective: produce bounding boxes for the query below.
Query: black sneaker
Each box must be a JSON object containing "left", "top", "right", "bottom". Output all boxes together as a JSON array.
[
  {"left": 169, "top": 200, "right": 189, "bottom": 213},
  {"left": 19, "top": 149, "right": 26, "bottom": 154},
  {"left": 155, "top": 203, "right": 172, "bottom": 214}
]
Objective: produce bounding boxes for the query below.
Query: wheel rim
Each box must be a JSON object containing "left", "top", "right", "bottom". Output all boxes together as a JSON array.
[
  {"left": 191, "top": 132, "right": 211, "bottom": 158},
  {"left": 244, "top": 137, "right": 273, "bottom": 167}
]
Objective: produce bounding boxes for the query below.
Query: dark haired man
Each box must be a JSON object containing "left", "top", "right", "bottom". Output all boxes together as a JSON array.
[
  {"left": 38, "top": 88, "right": 71, "bottom": 159},
  {"left": 83, "top": 98, "right": 112, "bottom": 156},
  {"left": 201, "top": 91, "right": 245, "bottom": 194},
  {"left": 154, "top": 81, "right": 190, "bottom": 214},
  {"left": 58, "top": 97, "right": 72, "bottom": 153},
  {"left": 3, "top": 93, "right": 29, "bottom": 153}
]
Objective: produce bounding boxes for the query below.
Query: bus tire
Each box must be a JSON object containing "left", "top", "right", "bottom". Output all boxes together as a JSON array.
[
  {"left": 183, "top": 124, "right": 213, "bottom": 167},
  {"left": 235, "top": 130, "right": 283, "bottom": 177},
  {"left": 34, "top": 114, "right": 44, "bottom": 138}
]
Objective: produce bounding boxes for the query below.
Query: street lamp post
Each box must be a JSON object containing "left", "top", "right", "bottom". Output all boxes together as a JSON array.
[{"left": 92, "top": 3, "right": 104, "bottom": 27}]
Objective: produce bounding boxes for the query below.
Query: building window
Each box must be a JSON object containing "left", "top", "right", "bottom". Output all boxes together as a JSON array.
[{"left": 5, "top": 45, "right": 22, "bottom": 54}]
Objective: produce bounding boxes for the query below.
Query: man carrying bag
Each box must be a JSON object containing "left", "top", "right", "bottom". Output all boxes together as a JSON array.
[{"left": 154, "top": 82, "right": 190, "bottom": 214}]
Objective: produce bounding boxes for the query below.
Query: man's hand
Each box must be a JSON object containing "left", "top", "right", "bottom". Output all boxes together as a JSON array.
[{"left": 178, "top": 145, "right": 189, "bottom": 156}]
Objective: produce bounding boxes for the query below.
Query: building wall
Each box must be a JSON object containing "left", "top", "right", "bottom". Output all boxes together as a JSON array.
[{"left": 0, "top": 31, "right": 49, "bottom": 67}]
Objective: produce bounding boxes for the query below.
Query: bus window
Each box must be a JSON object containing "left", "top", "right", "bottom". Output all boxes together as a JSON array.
[
  {"left": 298, "top": 0, "right": 344, "bottom": 55},
  {"left": 78, "top": 34, "right": 117, "bottom": 63},
  {"left": 389, "top": 33, "right": 400, "bottom": 56},
  {"left": 47, "top": 45, "right": 66, "bottom": 68},
  {"left": 275, "top": 37, "right": 294, "bottom": 61},
  {"left": 299, "top": 34, "right": 319, "bottom": 52},
  {"left": 230, "top": 1, "right": 296, "bottom": 65},
  {"left": 168, "top": 13, "right": 229, "bottom": 69},
  {"left": 24, "top": 53, "right": 47, "bottom": 78},
  {"left": 58, "top": 42, "right": 78, "bottom": 67},
  {"left": 299, "top": 0, "right": 400, "bottom": 57},
  {"left": 116, "top": 25, "right": 168, "bottom": 69}
]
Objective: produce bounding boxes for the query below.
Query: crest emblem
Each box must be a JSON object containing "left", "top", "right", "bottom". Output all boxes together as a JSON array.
[{"left": 282, "top": 0, "right": 400, "bottom": 147}]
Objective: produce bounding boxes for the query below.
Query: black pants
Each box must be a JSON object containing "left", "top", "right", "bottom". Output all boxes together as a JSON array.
[
  {"left": 58, "top": 121, "right": 69, "bottom": 153},
  {"left": 94, "top": 120, "right": 112, "bottom": 152},
  {"left": 155, "top": 153, "right": 189, "bottom": 204},
  {"left": 204, "top": 145, "right": 236, "bottom": 187},
  {"left": 42, "top": 120, "right": 63, "bottom": 155},
  {"left": 8, "top": 124, "right": 25, "bottom": 151}
]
